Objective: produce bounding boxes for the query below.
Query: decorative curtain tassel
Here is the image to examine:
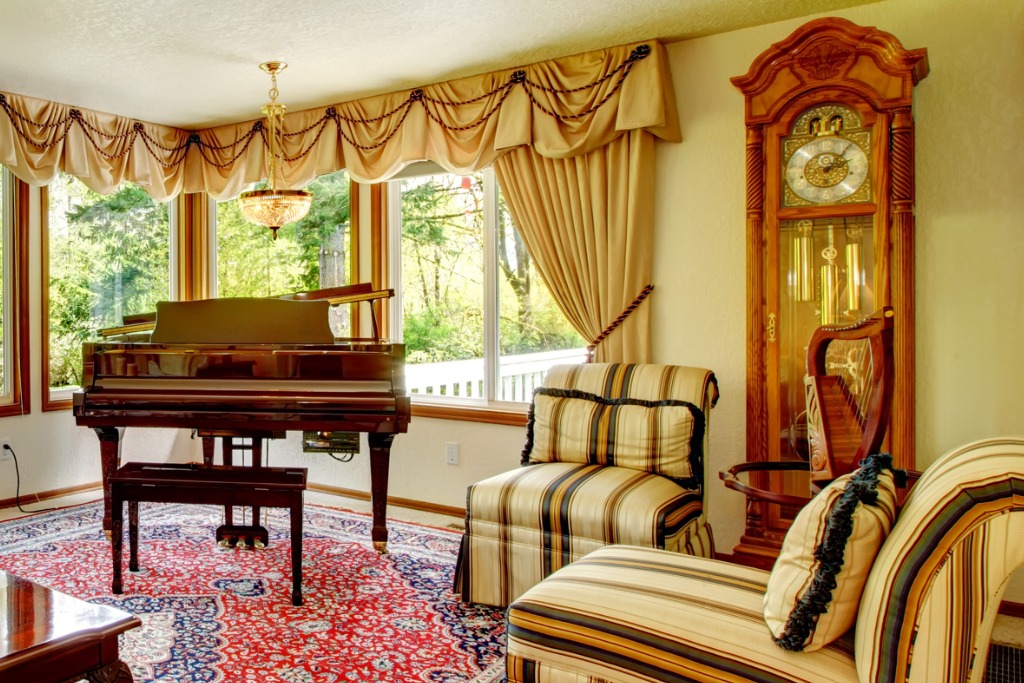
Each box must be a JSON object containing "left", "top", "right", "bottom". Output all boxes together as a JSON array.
[{"left": 586, "top": 284, "right": 654, "bottom": 362}]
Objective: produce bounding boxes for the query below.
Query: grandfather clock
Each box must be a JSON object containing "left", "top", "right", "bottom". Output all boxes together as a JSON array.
[{"left": 730, "top": 18, "right": 928, "bottom": 562}]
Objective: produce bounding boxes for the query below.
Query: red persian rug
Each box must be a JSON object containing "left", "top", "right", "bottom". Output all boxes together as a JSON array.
[{"left": 0, "top": 501, "right": 506, "bottom": 682}]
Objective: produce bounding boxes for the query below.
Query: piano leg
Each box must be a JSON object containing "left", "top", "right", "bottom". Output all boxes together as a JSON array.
[
  {"left": 368, "top": 433, "right": 395, "bottom": 554},
  {"left": 94, "top": 426, "right": 125, "bottom": 536}
]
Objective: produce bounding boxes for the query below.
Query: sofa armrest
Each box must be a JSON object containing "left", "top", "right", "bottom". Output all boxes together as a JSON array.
[{"left": 855, "top": 437, "right": 1024, "bottom": 683}]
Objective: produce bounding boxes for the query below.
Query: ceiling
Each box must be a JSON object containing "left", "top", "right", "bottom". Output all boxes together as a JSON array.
[{"left": 0, "top": 0, "right": 875, "bottom": 129}]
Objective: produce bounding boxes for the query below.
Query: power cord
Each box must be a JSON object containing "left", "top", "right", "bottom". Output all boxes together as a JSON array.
[{"left": 5, "top": 443, "right": 57, "bottom": 513}]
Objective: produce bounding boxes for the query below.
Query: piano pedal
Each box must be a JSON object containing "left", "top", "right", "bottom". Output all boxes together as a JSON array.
[
  {"left": 218, "top": 537, "right": 234, "bottom": 549},
  {"left": 217, "top": 524, "right": 269, "bottom": 549}
]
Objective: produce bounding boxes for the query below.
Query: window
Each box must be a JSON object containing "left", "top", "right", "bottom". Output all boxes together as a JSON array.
[
  {"left": 388, "top": 167, "right": 584, "bottom": 408},
  {"left": 0, "top": 167, "right": 29, "bottom": 416},
  {"left": 214, "top": 170, "right": 356, "bottom": 336},
  {"left": 44, "top": 172, "right": 170, "bottom": 408}
]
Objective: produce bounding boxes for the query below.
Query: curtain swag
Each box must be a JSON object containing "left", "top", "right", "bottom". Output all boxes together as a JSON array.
[{"left": 0, "top": 41, "right": 679, "bottom": 201}]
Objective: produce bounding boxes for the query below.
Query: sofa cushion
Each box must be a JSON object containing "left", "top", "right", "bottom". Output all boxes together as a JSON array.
[
  {"left": 454, "top": 462, "right": 710, "bottom": 607},
  {"left": 763, "top": 452, "right": 899, "bottom": 652},
  {"left": 522, "top": 388, "right": 704, "bottom": 485},
  {"left": 507, "top": 545, "right": 859, "bottom": 682}
]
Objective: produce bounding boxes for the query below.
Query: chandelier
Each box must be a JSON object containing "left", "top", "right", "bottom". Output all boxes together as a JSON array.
[{"left": 238, "top": 61, "right": 312, "bottom": 239}]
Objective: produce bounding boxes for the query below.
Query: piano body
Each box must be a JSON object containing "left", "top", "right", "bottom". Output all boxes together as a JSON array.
[{"left": 73, "top": 289, "right": 410, "bottom": 552}]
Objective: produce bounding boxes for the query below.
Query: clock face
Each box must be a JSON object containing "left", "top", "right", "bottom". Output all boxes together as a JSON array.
[{"left": 784, "top": 135, "right": 870, "bottom": 205}]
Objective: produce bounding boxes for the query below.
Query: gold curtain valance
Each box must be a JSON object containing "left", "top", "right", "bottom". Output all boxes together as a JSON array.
[{"left": 0, "top": 41, "right": 679, "bottom": 200}]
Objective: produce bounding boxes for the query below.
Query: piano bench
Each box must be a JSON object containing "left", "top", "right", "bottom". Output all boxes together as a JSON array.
[{"left": 109, "top": 462, "right": 308, "bottom": 606}]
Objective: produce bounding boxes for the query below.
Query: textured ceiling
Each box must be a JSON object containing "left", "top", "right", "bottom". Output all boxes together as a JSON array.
[{"left": 0, "top": 0, "right": 876, "bottom": 129}]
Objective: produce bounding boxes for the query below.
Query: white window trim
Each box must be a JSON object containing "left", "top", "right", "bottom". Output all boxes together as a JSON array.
[
  {"left": 387, "top": 166, "right": 525, "bottom": 410},
  {"left": 44, "top": 177, "right": 176, "bottom": 403}
]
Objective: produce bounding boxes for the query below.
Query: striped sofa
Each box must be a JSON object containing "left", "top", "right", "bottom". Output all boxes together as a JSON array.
[
  {"left": 506, "top": 436, "right": 1024, "bottom": 682},
  {"left": 453, "top": 363, "right": 719, "bottom": 608}
]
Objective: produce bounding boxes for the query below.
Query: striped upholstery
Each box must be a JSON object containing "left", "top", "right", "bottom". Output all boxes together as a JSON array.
[
  {"left": 453, "top": 363, "right": 718, "bottom": 607},
  {"left": 504, "top": 437, "right": 1024, "bottom": 683},
  {"left": 506, "top": 545, "right": 859, "bottom": 683},
  {"left": 455, "top": 463, "right": 712, "bottom": 607},
  {"left": 526, "top": 390, "right": 704, "bottom": 483},
  {"left": 542, "top": 364, "right": 718, "bottom": 406},
  {"left": 855, "top": 437, "right": 1024, "bottom": 683}
]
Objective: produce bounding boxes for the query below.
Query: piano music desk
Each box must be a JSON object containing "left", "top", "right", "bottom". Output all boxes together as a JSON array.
[{"left": 110, "top": 462, "right": 307, "bottom": 606}]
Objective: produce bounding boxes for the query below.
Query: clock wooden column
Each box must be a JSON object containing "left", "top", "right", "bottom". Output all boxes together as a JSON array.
[{"left": 727, "top": 18, "right": 928, "bottom": 564}]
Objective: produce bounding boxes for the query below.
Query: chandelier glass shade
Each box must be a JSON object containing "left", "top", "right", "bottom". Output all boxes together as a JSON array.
[
  {"left": 238, "top": 62, "right": 312, "bottom": 239},
  {"left": 237, "top": 188, "right": 312, "bottom": 236}
]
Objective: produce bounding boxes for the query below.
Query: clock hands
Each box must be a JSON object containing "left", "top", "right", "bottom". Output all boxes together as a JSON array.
[{"left": 786, "top": 134, "right": 868, "bottom": 203}]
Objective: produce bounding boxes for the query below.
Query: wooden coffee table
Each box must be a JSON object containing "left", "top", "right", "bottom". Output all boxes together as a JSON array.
[{"left": 0, "top": 570, "right": 141, "bottom": 682}]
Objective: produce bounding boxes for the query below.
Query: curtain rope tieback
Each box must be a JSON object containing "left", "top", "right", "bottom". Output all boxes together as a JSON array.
[{"left": 586, "top": 284, "right": 654, "bottom": 362}]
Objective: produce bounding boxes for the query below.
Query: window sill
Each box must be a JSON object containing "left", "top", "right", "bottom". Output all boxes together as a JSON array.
[
  {"left": 44, "top": 388, "right": 76, "bottom": 412},
  {"left": 0, "top": 402, "right": 29, "bottom": 418},
  {"left": 411, "top": 401, "right": 528, "bottom": 427}
]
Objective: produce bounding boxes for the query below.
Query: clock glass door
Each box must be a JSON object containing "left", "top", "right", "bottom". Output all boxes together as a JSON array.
[{"left": 768, "top": 215, "right": 877, "bottom": 520}]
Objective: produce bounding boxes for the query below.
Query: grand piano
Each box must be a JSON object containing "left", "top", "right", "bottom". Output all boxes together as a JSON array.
[{"left": 73, "top": 287, "right": 411, "bottom": 552}]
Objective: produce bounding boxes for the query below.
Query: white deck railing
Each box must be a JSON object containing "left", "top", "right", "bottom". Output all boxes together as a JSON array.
[{"left": 404, "top": 348, "right": 588, "bottom": 403}]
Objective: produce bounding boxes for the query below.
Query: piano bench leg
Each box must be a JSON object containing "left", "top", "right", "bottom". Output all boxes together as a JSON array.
[
  {"left": 111, "top": 497, "right": 124, "bottom": 595},
  {"left": 290, "top": 497, "right": 303, "bottom": 606},
  {"left": 128, "top": 501, "right": 140, "bottom": 572}
]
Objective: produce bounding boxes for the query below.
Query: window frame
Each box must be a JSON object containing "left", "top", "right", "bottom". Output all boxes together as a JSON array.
[
  {"left": 385, "top": 166, "right": 533, "bottom": 425},
  {"left": 40, "top": 178, "right": 174, "bottom": 411},
  {"left": 0, "top": 169, "right": 31, "bottom": 417},
  {"left": 39, "top": 184, "right": 67, "bottom": 411}
]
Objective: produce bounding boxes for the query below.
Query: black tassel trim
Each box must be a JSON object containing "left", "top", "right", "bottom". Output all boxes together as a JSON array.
[{"left": 774, "top": 452, "right": 897, "bottom": 651}]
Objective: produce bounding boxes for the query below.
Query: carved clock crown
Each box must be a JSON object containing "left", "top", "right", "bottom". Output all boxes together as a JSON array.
[{"left": 731, "top": 17, "right": 929, "bottom": 124}]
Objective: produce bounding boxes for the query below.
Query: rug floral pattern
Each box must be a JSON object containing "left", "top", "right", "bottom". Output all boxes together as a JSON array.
[{"left": 0, "top": 502, "right": 506, "bottom": 682}]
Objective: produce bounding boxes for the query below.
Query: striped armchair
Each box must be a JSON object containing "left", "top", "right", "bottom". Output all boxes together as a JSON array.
[
  {"left": 453, "top": 363, "right": 719, "bottom": 608},
  {"left": 505, "top": 436, "right": 1024, "bottom": 683}
]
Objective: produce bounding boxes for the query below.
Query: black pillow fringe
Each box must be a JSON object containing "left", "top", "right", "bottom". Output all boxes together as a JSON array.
[{"left": 774, "top": 452, "right": 897, "bottom": 651}]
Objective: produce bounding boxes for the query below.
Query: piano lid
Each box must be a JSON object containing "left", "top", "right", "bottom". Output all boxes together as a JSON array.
[
  {"left": 97, "top": 284, "right": 395, "bottom": 341},
  {"left": 151, "top": 298, "right": 334, "bottom": 344}
]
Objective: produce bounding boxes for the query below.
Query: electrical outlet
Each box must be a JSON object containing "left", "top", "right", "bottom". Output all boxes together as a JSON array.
[
  {"left": 0, "top": 439, "right": 10, "bottom": 462},
  {"left": 444, "top": 442, "right": 460, "bottom": 466}
]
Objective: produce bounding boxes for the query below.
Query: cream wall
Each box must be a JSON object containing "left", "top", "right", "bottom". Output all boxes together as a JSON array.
[
  {"left": 0, "top": 0, "right": 1021, "bottom": 569},
  {"left": 653, "top": 0, "right": 1024, "bottom": 551}
]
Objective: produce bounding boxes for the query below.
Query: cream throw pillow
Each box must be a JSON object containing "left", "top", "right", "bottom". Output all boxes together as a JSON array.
[
  {"left": 763, "top": 452, "right": 899, "bottom": 652},
  {"left": 522, "top": 388, "right": 704, "bottom": 485}
]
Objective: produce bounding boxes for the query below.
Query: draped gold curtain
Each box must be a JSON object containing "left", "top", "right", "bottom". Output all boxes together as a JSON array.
[
  {"left": 0, "top": 40, "right": 679, "bottom": 359},
  {"left": 0, "top": 41, "right": 677, "bottom": 193},
  {"left": 495, "top": 129, "right": 654, "bottom": 362}
]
